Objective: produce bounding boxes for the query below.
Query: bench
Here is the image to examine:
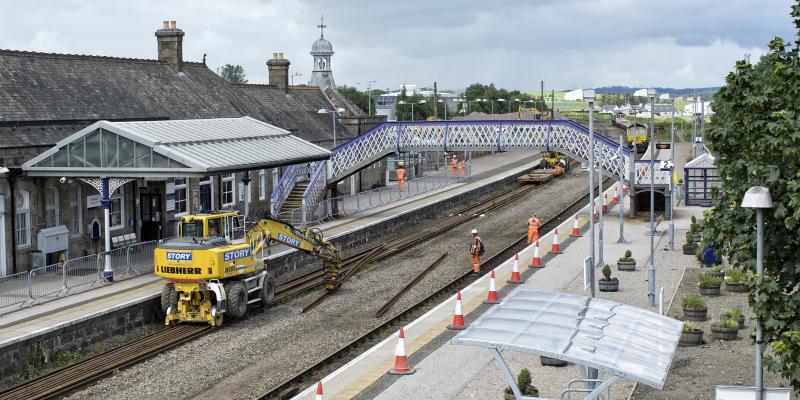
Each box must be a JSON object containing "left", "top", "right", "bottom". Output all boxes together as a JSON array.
[{"left": 111, "top": 233, "right": 137, "bottom": 249}]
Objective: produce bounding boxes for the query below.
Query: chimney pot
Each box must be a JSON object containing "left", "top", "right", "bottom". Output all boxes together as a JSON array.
[
  {"left": 156, "top": 21, "right": 185, "bottom": 73},
  {"left": 163, "top": 21, "right": 169, "bottom": 29},
  {"left": 267, "top": 53, "right": 291, "bottom": 93},
  {"left": 170, "top": 21, "right": 176, "bottom": 29},
  {"left": 272, "top": 52, "right": 278, "bottom": 59}
]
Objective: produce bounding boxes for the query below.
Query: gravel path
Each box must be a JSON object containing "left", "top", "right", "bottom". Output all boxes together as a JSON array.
[{"left": 63, "top": 169, "right": 590, "bottom": 400}]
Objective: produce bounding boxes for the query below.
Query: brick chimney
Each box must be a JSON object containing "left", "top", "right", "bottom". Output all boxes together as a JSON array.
[
  {"left": 267, "top": 52, "right": 290, "bottom": 93},
  {"left": 155, "top": 21, "right": 184, "bottom": 73}
]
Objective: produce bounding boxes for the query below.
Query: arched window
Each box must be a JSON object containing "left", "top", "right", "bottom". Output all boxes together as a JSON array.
[{"left": 15, "top": 190, "right": 30, "bottom": 248}]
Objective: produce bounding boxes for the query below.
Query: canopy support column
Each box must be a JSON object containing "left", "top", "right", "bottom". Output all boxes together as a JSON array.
[{"left": 78, "top": 177, "right": 134, "bottom": 282}]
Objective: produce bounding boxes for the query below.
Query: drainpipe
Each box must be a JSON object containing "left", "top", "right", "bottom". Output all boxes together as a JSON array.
[{"left": 8, "top": 172, "right": 18, "bottom": 274}]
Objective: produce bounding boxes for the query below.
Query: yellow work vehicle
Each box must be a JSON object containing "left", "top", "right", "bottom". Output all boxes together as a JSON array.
[
  {"left": 539, "top": 150, "right": 569, "bottom": 170},
  {"left": 155, "top": 211, "right": 340, "bottom": 327}
]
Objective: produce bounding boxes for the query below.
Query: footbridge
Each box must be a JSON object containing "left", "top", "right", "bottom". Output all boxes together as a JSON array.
[{"left": 271, "top": 119, "right": 670, "bottom": 215}]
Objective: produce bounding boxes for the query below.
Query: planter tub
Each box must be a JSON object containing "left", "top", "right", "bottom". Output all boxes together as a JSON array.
[
  {"left": 683, "top": 243, "right": 697, "bottom": 255},
  {"left": 599, "top": 279, "right": 619, "bottom": 292},
  {"left": 679, "top": 329, "right": 705, "bottom": 346},
  {"left": 505, "top": 386, "right": 540, "bottom": 400},
  {"left": 699, "top": 286, "right": 721, "bottom": 296},
  {"left": 683, "top": 307, "right": 708, "bottom": 322},
  {"left": 693, "top": 234, "right": 702, "bottom": 242},
  {"left": 711, "top": 325, "right": 739, "bottom": 341},
  {"left": 707, "top": 270, "right": 725, "bottom": 278},
  {"left": 617, "top": 260, "right": 636, "bottom": 271},
  {"left": 731, "top": 315, "right": 746, "bottom": 329},
  {"left": 725, "top": 281, "right": 747, "bottom": 293},
  {"left": 540, "top": 356, "right": 568, "bottom": 367}
]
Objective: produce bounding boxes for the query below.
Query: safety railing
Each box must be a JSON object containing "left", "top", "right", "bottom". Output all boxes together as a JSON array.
[
  {"left": 0, "top": 238, "right": 164, "bottom": 314},
  {"left": 300, "top": 160, "right": 328, "bottom": 223},
  {"left": 0, "top": 271, "right": 31, "bottom": 309},
  {"left": 278, "top": 173, "right": 455, "bottom": 226},
  {"left": 270, "top": 163, "right": 314, "bottom": 214}
]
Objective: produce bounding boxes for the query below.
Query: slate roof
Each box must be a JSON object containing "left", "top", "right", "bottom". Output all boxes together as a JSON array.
[{"left": 236, "top": 84, "right": 357, "bottom": 144}]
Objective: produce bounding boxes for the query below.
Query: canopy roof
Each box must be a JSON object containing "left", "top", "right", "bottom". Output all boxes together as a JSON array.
[
  {"left": 684, "top": 152, "right": 716, "bottom": 169},
  {"left": 22, "top": 117, "right": 330, "bottom": 177},
  {"left": 452, "top": 290, "right": 682, "bottom": 390}
]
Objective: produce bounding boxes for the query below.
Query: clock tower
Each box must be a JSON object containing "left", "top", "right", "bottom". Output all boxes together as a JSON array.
[{"left": 309, "top": 16, "right": 336, "bottom": 90}]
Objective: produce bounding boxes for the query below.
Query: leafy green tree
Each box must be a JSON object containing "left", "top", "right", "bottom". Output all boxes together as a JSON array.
[
  {"left": 219, "top": 64, "right": 248, "bottom": 84},
  {"left": 338, "top": 85, "right": 370, "bottom": 115},
  {"left": 702, "top": 2, "right": 800, "bottom": 391},
  {"left": 462, "top": 83, "right": 539, "bottom": 115}
]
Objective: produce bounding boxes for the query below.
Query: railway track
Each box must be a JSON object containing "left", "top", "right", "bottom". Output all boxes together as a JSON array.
[
  {"left": 0, "top": 176, "right": 550, "bottom": 400},
  {"left": 258, "top": 178, "right": 608, "bottom": 400}
]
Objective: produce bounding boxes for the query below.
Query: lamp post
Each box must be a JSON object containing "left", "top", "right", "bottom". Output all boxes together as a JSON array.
[
  {"left": 317, "top": 107, "right": 345, "bottom": 147},
  {"left": 669, "top": 98, "right": 676, "bottom": 250},
  {"left": 584, "top": 89, "right": 596, "bottom": 297},
  {"left": 647, "top": 88, "right": 656, "bottom": 306},
  {"left": 291, "top": 72, "right": 302, "bottom": 86},
  {"left": 497, "top": 98, "right": 506, "bottom": 114},
  {"left": 742, "top": 186, "right": 772, "bottom": 400},
  {"left": 397, "top": 100, "right": 426, "bottom": 121},
  {"left": 437, "top": 98, "right": 449, "bottom": 120},
  {"left": 616, "top": 133, "right": 627, "bottom": 243}
]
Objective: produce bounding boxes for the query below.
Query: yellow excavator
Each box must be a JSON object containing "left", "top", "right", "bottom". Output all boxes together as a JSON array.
[{"left": 154, "top": 210, "right": 340, "bottom": 326}]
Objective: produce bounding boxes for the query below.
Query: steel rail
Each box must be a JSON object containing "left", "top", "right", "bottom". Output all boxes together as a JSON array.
[{"left": 374, "top": 253, "right": 448, "bottom": 318}]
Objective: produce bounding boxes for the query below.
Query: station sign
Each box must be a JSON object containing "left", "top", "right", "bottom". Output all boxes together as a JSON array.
[{"left": 656, "top": 143, "right": 671, "bottom": 150}]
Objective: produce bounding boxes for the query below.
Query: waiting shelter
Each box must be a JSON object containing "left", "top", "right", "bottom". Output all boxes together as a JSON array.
[
  {"left": 452, "top": 290, "right": 682, "bottom": 400},
  {"left": 683, "top": 152, "right": 719, "bottom": 207}
]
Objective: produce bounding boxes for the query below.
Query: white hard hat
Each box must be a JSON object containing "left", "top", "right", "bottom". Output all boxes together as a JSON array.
[{"left": 471, "top": 229, "right": 478, "bottom": 234}]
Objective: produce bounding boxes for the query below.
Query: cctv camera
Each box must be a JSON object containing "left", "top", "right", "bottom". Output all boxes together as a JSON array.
[{"left": 60, "top": 177, "right": 67, "bottom": 184}]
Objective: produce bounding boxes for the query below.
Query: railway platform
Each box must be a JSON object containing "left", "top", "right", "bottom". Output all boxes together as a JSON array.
[
  {"left": 291, "top": 180, "right": 704, "bottom": 400},
  {"left": 0, "top": 152, "right": 541, "bottom": 358}
]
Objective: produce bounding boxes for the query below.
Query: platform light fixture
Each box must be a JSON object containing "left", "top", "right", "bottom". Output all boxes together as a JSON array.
[
  {"left": 742, "top": 185, "right": 772, "bottom": 400},
  {"left": 318, "top": 107, "right": 346, "bottom": 147},
  {"left": 647, "top": 88, "right": 656, "bottom": 306}
]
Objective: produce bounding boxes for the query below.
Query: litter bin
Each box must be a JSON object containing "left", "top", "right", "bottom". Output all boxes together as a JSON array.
[{"left": 29, "top": 249, "right": 44, "bottom": 271}]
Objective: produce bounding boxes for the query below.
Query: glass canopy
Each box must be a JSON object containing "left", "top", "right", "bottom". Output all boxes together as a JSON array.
[{"left": 451, "top": 290, "right": 682, "bottom": 390}]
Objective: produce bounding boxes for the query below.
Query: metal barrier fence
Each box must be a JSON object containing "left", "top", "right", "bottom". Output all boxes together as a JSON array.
[
  {"left": 0, "top": 239, "right": 162, "bottom": 313},
  {"left": 276, "top": 173, "right": 456, "bottom": 226}
]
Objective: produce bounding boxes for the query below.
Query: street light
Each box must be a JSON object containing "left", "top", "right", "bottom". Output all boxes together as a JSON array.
[
  {"left": 647, "top": 88, "right": 656, "bottom": 306},
  {"left": 437, "top": 98, "right": 455, "bottom": 120},
  {"left": 669, "top": 97, "right": 676, "bottom": 251},
  {"left": 397, "top": 100, "right": 426, "bottom": 121},
  {"left": 356, "top": 80, "right": 379, "bottom": 115},
  {"left": 583, "top": 89, "right": 597, "bottom": 298},
  {"left": 291, "top": 72, "right": 302, "bottom": 86},
  {"left": 318, "top": 107, "right": 346, "bottom": 147},
  {"left": 742, "top": 186, "right": 773, "bottom": 400},
  {"left": 496, "top": 98, "right": 506, "bottom": 114}
]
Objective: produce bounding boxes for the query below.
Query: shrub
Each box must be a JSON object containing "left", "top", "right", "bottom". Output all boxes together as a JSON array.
[
  {"left": 713, "top": 319, "right": 739, "bottom": 329},
  {"left": 685, "top": 231, "right": 694, "bottom": 243},
  {"left": 710, "top": 265, "right": 724, "bottom": 273},
  {"left": 602, "top": 264, "right": 612, "bottom": 280},
  {"left": 683, "top": 321, "right": 695, "bottom": 332},
  {"left": 698, "top": 273, "right": 723, "bottom": 288},
  {"left": 722, "top": 307, "right": 743, "bottom": 319},
  {"left": 695, "top": 245, "right": 703, "bottom": 262},
  {"left": 726, "top": 268, "right": 746, "bottom": 283},
  {"left": 682, "top": 293, "right": 705, "bottom": 309},
  {"left": 518, "top": 368, "right": 532, "bottom": 390},
  {"left": 691, "top": 215, "right": 697, "bottom": 225},
  {"left": 619, "top": 250, "right": 634, "bottom": 262}
]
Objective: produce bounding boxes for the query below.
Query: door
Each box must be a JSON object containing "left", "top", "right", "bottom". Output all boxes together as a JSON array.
[
  {"left": 199, "top": 182, "right": 212, "bottom": 212},
  {"left": 140, "top": 193, "right": 162, "bottom": 241}
]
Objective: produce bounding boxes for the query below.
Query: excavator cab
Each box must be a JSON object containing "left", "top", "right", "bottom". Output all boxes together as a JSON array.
[{"left": 177, "top": 212, "right": 243, "bottom": 240}]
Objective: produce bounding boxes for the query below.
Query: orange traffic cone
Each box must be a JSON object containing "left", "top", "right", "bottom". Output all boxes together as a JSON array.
[
  {"left": 623, "top": 184, "right": 629, "bottom": 196},
  {"left": 612, "top": 187, "right": 620, "bottom": 204},
  {"left": 388, "top": 327, "right": 415, "bottom": 375},
  {"left": 484, "top": 271, "right": 500, "bottom": 304},
  {"left": 529, "top": 240, "right": 542, "bottom": 268},
  {"left": 551, "top": 229, "right": 562, "bottom": 254},
  {"left": 448, "top": 292, "right": 466, "bottom": 330},
  {"left": 506, "top": 254, "right": 524, "bottom": 284},
  {"left": 315, "top": 382, "right": 324, "bottom": 400},
  {"left": 570, "top": 214, "right": 581, "bottom": 237},
  {"left": 602, "top": 194, "right": 609, "bottom": 213}
]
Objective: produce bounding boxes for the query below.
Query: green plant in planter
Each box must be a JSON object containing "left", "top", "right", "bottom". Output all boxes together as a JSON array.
[
  {"left": 695, "top": 245, "right": 704, "bottom": 262},
  {"left": 710, "top": 265, "right": 724, "bottom": 273},
  {"left": 682, "top": 293, "right": 705, "bottom": 309},
  {"left": 725, "top": 267, "right": 746, "bottom": 283},
  {"left": 683, "top": 321, "right": 695, "bottom": 332},
  {"left": 722, "top": 307, "right": 743, "bottom": 319},
  {"left": 713, "top": 319, "right": 739, "bottom": 330},
  {"left": 698, "top": 273, "right": 723, "bottom": 288},
  {"left": 504, "top": 368, "right": 539, "bottom": 397},
  {"left": 602, "top": 264, "right": 612, "bottom": 280},
  {"left": 618, "top": 250, "right": 635, "bottom": 262}
]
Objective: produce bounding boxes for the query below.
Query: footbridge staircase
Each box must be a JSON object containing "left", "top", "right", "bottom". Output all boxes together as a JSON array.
[{"left": 270, "top": 119, "right": 671, "bottom": 221}]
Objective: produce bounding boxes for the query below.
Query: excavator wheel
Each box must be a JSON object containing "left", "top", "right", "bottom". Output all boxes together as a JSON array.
[
  {"left": 160, "top": 283, "right": 178, "bottom": 315},
  {"left": 226, "top": 281, "right": 248, "bottom": 318},
  {"left": 260, "top": 274, "right": 276, "bottom": 307}
]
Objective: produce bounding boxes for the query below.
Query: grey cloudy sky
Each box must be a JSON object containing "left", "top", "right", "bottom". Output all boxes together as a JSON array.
[{"left": 1, "top": 0, "right": 796, "bottom": 92}]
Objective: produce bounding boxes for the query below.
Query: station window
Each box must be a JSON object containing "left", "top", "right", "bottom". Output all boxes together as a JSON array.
[
  {"left": 174, "top": 178, "right": 188, "bottom": 216},
  {"left": 46, "top": 186, "right": 59, "bottom": 227},
  {"left": 222, "top": 174, "right": 235, "bottom": 207},
  {"left": 110, "top": 187, "right": 124, "bottom": 230},
  {"left": 259, "top": 169, "right": 266, "bottom": 201},
  {"left": 15, "top": 190, "right": 30, "bottom": 248},
  {"left": 69, "top": 185, "right": 82, "bottom": 237}
]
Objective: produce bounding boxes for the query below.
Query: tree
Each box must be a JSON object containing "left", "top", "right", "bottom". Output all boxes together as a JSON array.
[
  {"left": 701, "top": 2, "right": 800, "bottom": 391},
  {"left": 337, "top": 85, "right": 370, "bottom": 114},
  {"left": 219, "top": 64, "right": 248, "bottom": 84}
]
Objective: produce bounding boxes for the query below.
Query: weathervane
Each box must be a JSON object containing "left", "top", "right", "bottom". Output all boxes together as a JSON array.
[{"left": 317, "top": 15, "right": 327, "bottom": 38}]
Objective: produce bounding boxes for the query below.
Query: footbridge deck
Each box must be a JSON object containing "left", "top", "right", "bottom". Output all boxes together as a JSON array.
[{"left": 271, "top": 119, "right": 670, "bottom": 215}]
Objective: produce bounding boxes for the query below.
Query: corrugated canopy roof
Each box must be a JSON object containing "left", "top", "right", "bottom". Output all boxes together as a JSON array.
[
  {"left": 451, "top": 290, "right": 682, "bottom": 390},
  {"left": 684, "top": 152, "right": 716, "bottom": 169},
  {"left": 22, "top": 117, "right": 330, "bottom": 177}
]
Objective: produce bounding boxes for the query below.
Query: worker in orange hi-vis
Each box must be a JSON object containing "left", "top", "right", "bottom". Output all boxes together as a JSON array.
[
  {"left": 527, "top": 213, "right": 541, "bottom": 244},
  {"left": 450, "top": 155, "right": 458, "bottom": 177},
  {"left": 458, "top": 159, "right": 466, "bottom": 178},
  {"left": 470, "top": 229, "right": 484, "bottom": 273},
  {"left": 396, "top": 163, "right": 406, "bottom": 192}
]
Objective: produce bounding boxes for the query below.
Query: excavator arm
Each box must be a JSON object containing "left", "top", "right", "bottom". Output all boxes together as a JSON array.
[{"left": 244, "top": 216, "right": 342, "bottom": 289}]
